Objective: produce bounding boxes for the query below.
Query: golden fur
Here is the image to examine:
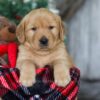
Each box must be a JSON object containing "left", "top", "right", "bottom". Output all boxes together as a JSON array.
[{"left": 16, "top": 8, "right": 74, "bottom": 87}]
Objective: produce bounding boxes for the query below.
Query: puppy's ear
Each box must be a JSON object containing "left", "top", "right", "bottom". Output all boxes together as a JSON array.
[
  {"left": 56, "top": 15, "right": 65, "bottom": 41},
  {"left": 59, "top": 20, "right": 64, "bottom": 41},
  {"left": 16, "top": 14, "right": 29, "bottom": 43},
  {"left": 16, "top": 20, "right": 25, "bottom": 43}
]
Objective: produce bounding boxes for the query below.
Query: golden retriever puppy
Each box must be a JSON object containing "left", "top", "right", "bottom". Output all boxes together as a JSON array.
[{"left": 16, "top": 8, "right": 73, "bottom": 87}]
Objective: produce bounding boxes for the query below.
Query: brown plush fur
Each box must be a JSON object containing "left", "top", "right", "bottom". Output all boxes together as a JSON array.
[{"left": 16, "top": 8, "right": 74, "bottom": 87}]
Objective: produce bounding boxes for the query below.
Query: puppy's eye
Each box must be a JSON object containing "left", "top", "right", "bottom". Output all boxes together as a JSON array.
[
  {"left": 48, "top": 26, "right": 54, "bottom": 30},
  {"left": 31, "top": 27, "right": 37, "bottom": 31}
]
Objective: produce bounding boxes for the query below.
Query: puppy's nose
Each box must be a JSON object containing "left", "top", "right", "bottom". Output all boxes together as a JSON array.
[{"left": 39, "top": 36, "right": 48, "bottom": 46}]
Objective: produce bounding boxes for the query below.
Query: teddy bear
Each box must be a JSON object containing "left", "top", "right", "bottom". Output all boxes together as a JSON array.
[
  {"left": 0, "top": 16, "right": 16, "bottom": 43},
  {"left": 0, "top": 16, "right": 16, "bottom": 65}
]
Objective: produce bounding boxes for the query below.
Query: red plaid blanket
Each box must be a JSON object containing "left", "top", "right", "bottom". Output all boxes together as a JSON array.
[{"left": 0, "top": 43, "right": 80, "bottom": 100}]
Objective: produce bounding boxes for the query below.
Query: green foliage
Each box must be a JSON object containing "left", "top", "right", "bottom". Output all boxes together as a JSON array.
[
  {"left": 0, "top": 0, "right": 48, "bottom": 24},
  {"left": 35, "top": 0, "right": 48, "bottom": 8}
]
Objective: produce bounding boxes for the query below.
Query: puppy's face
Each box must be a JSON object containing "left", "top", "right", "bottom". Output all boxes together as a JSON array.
[{"left": 16, "top": 8, "right": 64, "bottom": 51}]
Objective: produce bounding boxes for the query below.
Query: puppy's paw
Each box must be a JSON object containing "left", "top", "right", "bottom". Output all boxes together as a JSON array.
[
  {"left": 20, "top": 77, "right": 35, "bottom": 87},
  {"left": 54, "top": 72, "right": 71, "bottom": 87},
  {"left": 17, "top": 62, "right": 36, "bottom": 87},
  {"left": 19, "top": 72, "right": 36, "bottom": 87}
]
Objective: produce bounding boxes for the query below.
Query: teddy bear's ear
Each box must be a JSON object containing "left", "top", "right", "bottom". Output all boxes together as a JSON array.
[{"left": 0, "top": 16, "right": 9, "bottom": 30}]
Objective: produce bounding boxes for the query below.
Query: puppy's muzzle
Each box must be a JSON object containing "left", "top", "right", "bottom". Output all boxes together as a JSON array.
[{"left": 39, "top": 36, "right": 48, "bottom": 47}]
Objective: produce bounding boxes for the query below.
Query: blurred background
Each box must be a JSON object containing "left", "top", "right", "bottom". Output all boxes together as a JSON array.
[{"left": 0, "top": 0, "right": 100, "bottom": 100}]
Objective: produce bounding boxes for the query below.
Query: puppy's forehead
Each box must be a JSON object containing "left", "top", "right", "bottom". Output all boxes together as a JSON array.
[
  {"left": 29, "top": 8, "right": 56, "bottom": 18},
  {"left": 28, "top": 9, "right": 58, "bottom": 25}
]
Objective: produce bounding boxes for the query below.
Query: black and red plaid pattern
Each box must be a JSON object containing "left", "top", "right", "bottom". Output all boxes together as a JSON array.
[
  {"left": 0, "top": 43, "right": 80, "bottom": 100},
  {"left": 0, "top": 66, "right": 80, "bottom": 100}
]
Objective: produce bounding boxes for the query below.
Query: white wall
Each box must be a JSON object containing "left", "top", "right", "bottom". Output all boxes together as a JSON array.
[{"left": 67, "top": 0, "right": 100, "bottom": 79}]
